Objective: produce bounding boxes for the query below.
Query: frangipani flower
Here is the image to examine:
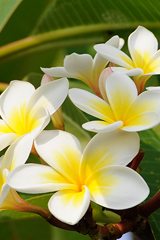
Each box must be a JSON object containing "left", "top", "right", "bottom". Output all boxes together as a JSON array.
[
  {"left": 94, "top": 26, "right": 160, "bottom": 93},
  {"left": 0, "top": 78, "right": 69, "bottom": 168},
  {"left": 41, "top": 36, "right": 125, "bottom": 96},
  {"left": 69, "top": 72, "right": 160, "bottom": 133},
  {"left": 8, "top": 130, "right": 149, "bottom": 225}
]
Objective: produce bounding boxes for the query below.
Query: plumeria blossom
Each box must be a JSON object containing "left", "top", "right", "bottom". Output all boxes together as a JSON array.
[
  {"left": 8, "top": 130, "right": 149, "bottom": 225},
  {"left": 94, "top": 26, "right": 160, "bottom": 93},
  {"left": 0, "top": 78, "right": 69, "bottom": 168},
  {"left": 41, "top": 36, "right": 126, "bottom": 96},
  {"left": 69, "top": 72, "right": 160, "bottom": 133}
]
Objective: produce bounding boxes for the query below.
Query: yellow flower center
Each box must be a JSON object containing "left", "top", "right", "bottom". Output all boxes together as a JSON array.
[{"left": 7, "top": 103, "right": 40, "bottom": 135}]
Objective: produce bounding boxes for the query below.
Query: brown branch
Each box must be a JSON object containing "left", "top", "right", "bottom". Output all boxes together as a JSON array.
[
  {"left": 138, "top": 191, "right": 160, "bottom": 217},
  {"left": 128, "top": 150, "right": 144, "bottom": 170}
]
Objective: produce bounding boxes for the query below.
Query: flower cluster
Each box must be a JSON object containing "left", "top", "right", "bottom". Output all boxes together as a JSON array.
[{"left": 0, "top": 26, "right": 160, "bottom": 226}]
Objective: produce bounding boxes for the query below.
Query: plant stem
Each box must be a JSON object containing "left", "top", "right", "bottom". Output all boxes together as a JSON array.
[
  {"left": 1, "top": 22, "right": 160, "bottom": 59},
  {"left": 128, "top": 150, "right": 144, "bottom": 170},
  {"left": 138, "top": 191, "right": 160, "bottom": 217}
]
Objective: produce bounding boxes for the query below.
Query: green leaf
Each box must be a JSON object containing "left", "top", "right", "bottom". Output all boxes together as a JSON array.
[
  {"left": 140, "top": 130, "right": 160, "bottom": 239},
  {"left": 0, "top": 0, "right": 22, "bottom": 32},
  {"left": 2, "top": 0, "right": 160, "bottom": 61}
]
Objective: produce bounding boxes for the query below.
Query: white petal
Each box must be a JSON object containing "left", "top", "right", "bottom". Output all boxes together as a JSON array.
[
  {"left": 48, "top": 186, "right": 90, "bottom": 225},
  {"left": 8, "top": 164, "right": 75, "bottom": 194},
  {"left": 82, "top": 120, "right": 122, "bottom": 133},
  {"left": 0, "top": 184, "right": 10, "bottom": 206},
  {"left": 111, "top": 67, "right": 143, "bottom": 76},
  {"left": 1, "top": 134, "right": 34, "bottom": 170},
  {"left": 64, "top": 53, "right": 93, "bottom": 83},
  {"left": 29, "top": 78, "right": 69, "bottom": 115},
  {"left": 81, "top": 130, "right": 139, "bottom": 178},
  {"left": 105, "top": 73, "right": 138, "bottom": 119},
  {"left": 87, "top": 166, "right": 149, "bottom": 210},
  {"left": 41, "top": 74, "right": 52, "bottom": 85},
  {"left": 41, "top": 67, "right": 70, "bottom": 78},
  {"left": 119, "top": 38, "right": 125, "bottom": 49},
  {"left": 69, "top": 88, "right": 114, "bottom": 122},
  {"left": 35, "top": 130, "right": 82, "bottom": 185},
  {"left": 92, "top": 36, "right": 122, "bottom": 84},
  {"left": 99, "top": 67, "right": 113, "bottom": 101},
  {"left": 0, "top": 81, "right": 35, "bottom": 123},
  {"left": 94, "top": 43, "right": 132, "bottom": 68},
  {"left": 147, "top": 86, "right": 160, "bottom": 92},
  {"left": 128, "top": 26, "right": 158, "bottom": 62}
]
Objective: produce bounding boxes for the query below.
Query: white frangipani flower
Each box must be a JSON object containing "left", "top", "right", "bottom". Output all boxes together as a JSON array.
[
  {"left": 0, "top": 78, "right": 69, "bottom": 168},
  {"left": 94, "top": 26, "right": 160, "bottom": 92},
  {"left": 69, "top": 72, "right": 160, "bottom": 133},
  {"left": 41, "top": 36, "right": 128, "bottom": 96},
  {"left": 8, "top": 130, "right": 149, "bottom": 225}
]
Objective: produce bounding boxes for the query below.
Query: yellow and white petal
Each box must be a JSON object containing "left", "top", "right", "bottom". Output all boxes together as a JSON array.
[
  {"left": 35, "top": 130, "right": 82, "bottom": 185},
  {"left": 81, "top": 130, "right": 139, "bottom": 178},
  {"left": 28, "top": 107, "right": 50, "bottom": 139},
  {"left": 105, "top": 73, "right": 138, "bottom": 120},
  {"left": 123, "top": 112, "right": 159, "bottom": 132},
  {"left": 0, "top": 120, "right": 17, "bottom": 150},
  {"left": 48, "top": 186, "right": 90, "bottom": 225},
  {"left": 0, "top": 81, "right": 35, "bottom": 122},
  {"left": 1, "top": 134, "right": 34, "bottom": 170},
  {"left": 64, "top": 53, "right": 93, "bottom": 83},
  {"left": 41, "top": 67, "right": 70, "bottom": 77},
  {"left": 94, "top": 43, "right": 133, "bottom": 68},
  {"left": 8, "top": 164, "right": 76, "bottom": 194},
  {"left": 82, "top": 120, "right": 122, "bottom": 133},
  {"left": 69, "top": 88, "right": 114, "bottom": 122},
  {"left": 128, "top": 26, "right": 158, "bottom": 63},
  {"left": 146, "top": 50, "right": 160, "bottom": 74},
  {"left": 126, "top": 91, "right": 160, "bottom": 118},
  {"left": 29, "top": 78, "right": 69, "bottom": 115},
  {"left": 86, "top": 166, "right": 149, "bottom": 210}
]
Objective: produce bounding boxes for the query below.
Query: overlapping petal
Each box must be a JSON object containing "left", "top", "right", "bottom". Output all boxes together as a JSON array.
[
  {"left": 69, "top": 88, "right": 114, "bottom": 122},
  {"left": 94, "top": 43, "right": 133, "bottom": 69},
  {"left": 81, "top": 130, "right": 139, "bottom": 178},
  {"left": 1, "top": 134, "right": 34, "bottom": 170},
  {"left": 105, "top": 73, "right": 138, "bottom": 120},
  {"left": 48, "top": 186, "right": 90, "bottom": 225},
  {"left": 82, "top": 120, "right": 122, "bottom": 133},
  {"left": 29, "top": 78, "right": 69, "bottom": 115},
  {"left": 35, "top": 130, "right": 82, "bottom": 185},
  {"left": 8, "top": 164, "right": 76, "bottom": 194}
]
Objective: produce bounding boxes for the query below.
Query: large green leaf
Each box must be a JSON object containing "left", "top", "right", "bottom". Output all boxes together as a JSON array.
[
  {"left": 0, "top": 0, "right": 22, "bottom": 32},
  {"left": 140, "top": 130, "right": 160, "bottom": 240},
  {"left": 1, "top": 0, "right": 160, "bottom": 68}
]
